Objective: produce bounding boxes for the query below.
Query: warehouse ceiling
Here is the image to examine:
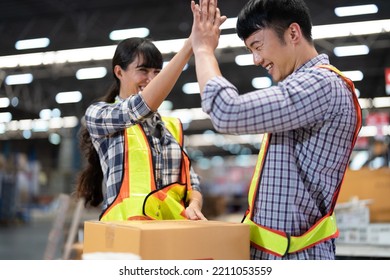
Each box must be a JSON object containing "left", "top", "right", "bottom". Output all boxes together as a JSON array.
[{"left": 0, "top": 0, "right": 389, "bottom": 130}]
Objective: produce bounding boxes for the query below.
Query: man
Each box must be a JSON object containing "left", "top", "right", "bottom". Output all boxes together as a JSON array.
[{"left": 190, "top": 0, "right": 362, "bottom": 259}]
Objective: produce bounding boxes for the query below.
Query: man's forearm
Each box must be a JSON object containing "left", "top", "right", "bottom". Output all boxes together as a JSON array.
[{"left": 194, "top": 49, "right": 222, "bottom": 96}]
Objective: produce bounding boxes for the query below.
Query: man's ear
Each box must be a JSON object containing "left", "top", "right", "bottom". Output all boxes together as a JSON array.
[{"left": 288, "top": 22, "right": 302, "bottom": 44}]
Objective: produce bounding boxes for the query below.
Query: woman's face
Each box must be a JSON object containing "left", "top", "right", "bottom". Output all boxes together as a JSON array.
[{"left": 115, "top": 55, "right": 161, "bottom": 99}]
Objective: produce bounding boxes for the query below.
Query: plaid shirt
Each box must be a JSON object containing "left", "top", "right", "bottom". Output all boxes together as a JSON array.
[
  {"left": 202, "top": 54, "right": 358, "bottom": 260},
  {"left": 85, "top": 94, "right": 200, "bottom": 210}
]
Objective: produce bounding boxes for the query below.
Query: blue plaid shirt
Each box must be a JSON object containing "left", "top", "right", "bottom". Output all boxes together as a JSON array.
[
  {"left": 85, "top": 94, "right": 200, "bottom": 210},
  {"left": 202, "top": 54, "right": 358, "bottom": 260}
]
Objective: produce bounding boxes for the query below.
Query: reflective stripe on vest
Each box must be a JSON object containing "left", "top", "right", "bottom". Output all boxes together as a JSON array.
[
  {"left": 243, "top": 65, "right": 362, "bottom": 257},
  {"left": 100, "top": 116, "right": 192, "bottom": 221}
]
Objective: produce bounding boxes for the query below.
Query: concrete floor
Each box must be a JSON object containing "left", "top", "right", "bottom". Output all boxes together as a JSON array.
[
  {"left": 0, "top": 198, "right": 100, "bottom": 260},
  {"left": 0, "top": 217, "right": 56, "bottom": 260}
]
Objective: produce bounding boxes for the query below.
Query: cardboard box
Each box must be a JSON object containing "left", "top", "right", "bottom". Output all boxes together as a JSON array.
[
  {"left": 83, "top": 220, "right": 250, "bottom": 260},
  {"left": 338, "top": 168, "right": 390, "bottom": 222}
]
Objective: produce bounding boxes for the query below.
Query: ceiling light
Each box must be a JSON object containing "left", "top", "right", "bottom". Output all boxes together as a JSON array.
[
  {"left": 32, "top": 119, "right": 49, "bottom": 132},
  {"left": 252, "top": 77, "right": 272, "bottom": 89},
  {"left": 235, "top": 54, "right": 253, "bottom": 66},
  {"left": 334, "top": 4, "right": 378, "bottom": 17},
  {"left": 182, "top": 82, "right": 200, "bottom": 94},
  {"left": 0, "top": 112, "right": 12, "bottom": 123},
  {"left": 49, "top": 133, "right": 61, "bottom": 145},
  {"left": 372, "top": 97, "right": 390, "bottom": 108},
  {"left": 334, "top": 45, "right": 369, "bottom": 57},
  {"left": 15, "top": 37, "right": 50, "bottom": 50},
  {"left": 220, "top": 17, "right": 237, "bottom": 30},
  {"left": 155, "top": 39, "right": 187, "bottom": 53},
  {"left": 55, "top": 91, "right": 82, "bottom": 104},
  {"left": 19, "top": 119, "right": 32, "bottom": 130},
  {"left": 1, "top": 19, "right": 389, "bottom": 68},
  {"left": 354, "top": 88, "right": 360, "bottom": 98},
  {"left": 342, "top": 70, "right": 364, "bottom": 81},
  {"left": 39, "top": 109, "right": 52, "bottom": 120},
  {"left": 163, "top": 61, "right": 188, "bottom": 71},
  {"left": 358, "top": 98, "right": 372, "bottom": 109},
  {"left": 312, "top": 19, "right": 390, "bottom": 40},
  {"left": 109, "top": 27, "right": 150, "bottom": 41},
  {"left": 76, "top": 67, "right": 107, "bottom": 80},
  {"left": 62, "top": 116, "right": 79, "bottom": 128},
  {"left": 5, "top": 73, "right": 33, "bottom": 85},
  {"left": 0, "top": 97, "right": 10, "bottom": 108}
]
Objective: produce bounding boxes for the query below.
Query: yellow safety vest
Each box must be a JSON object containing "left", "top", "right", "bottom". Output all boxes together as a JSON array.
[
  {"left": 100, "top": 116, "right": 193, "bottom": 221},
  {"left": 243, "top": 65, "right": 362, "bottom": 257}
]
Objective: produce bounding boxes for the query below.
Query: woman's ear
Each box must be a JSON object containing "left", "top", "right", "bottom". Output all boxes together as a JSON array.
[{"left": 113, "top": 65, "right": 122, "bottom": 79}]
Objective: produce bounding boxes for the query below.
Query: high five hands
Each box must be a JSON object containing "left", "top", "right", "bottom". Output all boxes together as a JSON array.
[{"left": 190, "top": 0, "right": 227, "bottom": 55}]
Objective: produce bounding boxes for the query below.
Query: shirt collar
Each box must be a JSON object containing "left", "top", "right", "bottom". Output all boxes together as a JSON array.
[{"left": 295, "top": 53, "right": 330, "bottom": 73}]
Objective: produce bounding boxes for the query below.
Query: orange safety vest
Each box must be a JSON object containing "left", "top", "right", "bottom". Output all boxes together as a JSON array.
[
  {"left": 100, "top": 116, "right": 193, "bottom": 221},
  {"left": 242, "top": 65, "right": 362, "bottom": 257}
]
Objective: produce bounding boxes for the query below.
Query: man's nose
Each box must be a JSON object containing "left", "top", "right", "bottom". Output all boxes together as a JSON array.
[{"left": 253, "top": 53, "right": 264, "bottom": 66}]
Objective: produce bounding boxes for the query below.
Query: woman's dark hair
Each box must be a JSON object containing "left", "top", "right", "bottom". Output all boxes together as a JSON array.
[
  {"left": 236, "top": 0, "right": 313, "bottom": 44},
  {"left": 75, "top": 37, "right": 163, "bottom": 207}
]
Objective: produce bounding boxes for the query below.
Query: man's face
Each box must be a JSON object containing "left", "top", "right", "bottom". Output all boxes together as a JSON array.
[{"left": 244, "top": 28, "right": 295, "bottom": 82}]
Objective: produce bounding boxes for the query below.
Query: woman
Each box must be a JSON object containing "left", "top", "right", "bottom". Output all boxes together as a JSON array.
[{"left": 76, "top": 37, "right": 205, "bottom": 221}]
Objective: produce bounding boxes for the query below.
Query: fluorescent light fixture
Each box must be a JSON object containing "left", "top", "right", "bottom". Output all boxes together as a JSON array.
[
  {"left": 76, "top": 67, "right": 107, "bottom": 80},
  {"left": 159, "top": 100, "right": 173, "bottom": 111},
  {"left": 11, "top": 97, "right": 19, "bottom": 107},
  {"left": 1, "top": 19, "right": 389, "bottom": 68},
  {"left": 358, "top": 98, "right": 372, "bottom": 109},
  {"left": 335, "top": 4, "right": 378, "bottom": 17},
  {"left": 354, "top": 88, "right": 360, "bottom": 98},
  {"left": 5, "top": 73, "right": 33, "bottom": 85},
  {"left": 342, "top": 70, "right": 364, "bottom": 81},
  {"left": 55, "top": 91, "right": 82, "bottom": 104},
  {"left": 55, "top": 46, "right": 115, "bottom": 63},
  {"left": 0, "top": 112, "right": 12, "bottom": 123},
  {"left": 32, "top": 119, "right": 49, "bottom": 132},
  {"left": 163, "top": 61, "right": 188, "bottom": 71},
  {"left": 155, "top": 38, "right": 187, "bottom": 53},
  {"left": 235, "top": 54, "right": 254, "bottom": 66},
  {"left": 62, "top": 116, "right": 79, "bottom": 128},
  {"left": 49, "top": 133, "right": 61, "bottom": 145},
  {"left": 39, "top": 109, "right": 52, "bottom": 120},
  {"left": 313, "top": 19, "right": 390, "bottom": 40},
  {"left": 0, "top": 97, "right": 10, "bottom": 108},
  {"left": 334, "top": 45, "right": 369, "bottom": 57},
  {"left": 15, "top": 37, "right": 50, "bottom": 50},
  {"left": 218, "top": 34, "right": 245, "bottom": 48},
  {"left": 19, "top": 119, "right": 32, "bottom": 130},
  {"left": 39, "top": 108, "right": 61, "bottom": 119},
  {"left": 252, "top": 77, "right": 272, "bottom": 89},
  {"left": 109, "top": 27, "right": 150, "bottom": 41},
  {"left": 220, "top": 17, "right": 237, "bottom": 30},
  {"left": 372, "top": 97, "right": 390, "bottom": 108},
  {"left": 359, "top": 126, "right": 377, "bottom": 137},
  {"left": 22, "top": 130, "right": 32, "bottom": 139},
  {"left": 182, "top": 82, "right": 200, "bottom": 94},
  {"left": 51, "top": 108, "right": 61, "bottom": 117}
]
